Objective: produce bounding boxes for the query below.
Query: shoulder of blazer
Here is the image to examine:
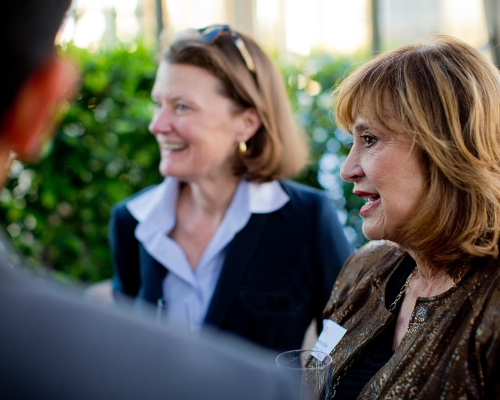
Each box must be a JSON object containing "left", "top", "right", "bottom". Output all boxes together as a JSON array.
[
  {"left": 112, "top": 184, "right": 159, "bottom": 210},
  {"left": 109, "top": 185, "right": 161, "bottom": 249},
  {"left": 279, "top": 179, "right": 327, "bottom": 197},
  {"left": 111, "top": 184, "right": 159, "bottom": 221},
  {"left": 278, "top": 179, "right": 330, "bottom": 209}
]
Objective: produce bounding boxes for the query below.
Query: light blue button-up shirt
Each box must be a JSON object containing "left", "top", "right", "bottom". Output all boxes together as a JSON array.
[{"left": 126, "top": 177, "right": 289, "bottom": 331}]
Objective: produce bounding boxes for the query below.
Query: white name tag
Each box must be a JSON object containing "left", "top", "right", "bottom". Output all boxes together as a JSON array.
[{"left": 311, "top": 319, "right": 347, "bottom": 361}]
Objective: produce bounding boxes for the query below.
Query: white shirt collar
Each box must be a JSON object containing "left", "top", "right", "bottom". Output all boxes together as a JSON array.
[
  {"left": 126, "top": 177, "right": 290, "bottom": 224},
  {"left": 125, "top": 178, "right": 289, "bottom": 330}
]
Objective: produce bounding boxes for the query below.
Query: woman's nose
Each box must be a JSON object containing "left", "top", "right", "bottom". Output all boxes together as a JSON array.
[
  {"left": 148, "top": 108, "right": 172, "bottom": 135},
  {"left": 340, "top": 148, "right": 364, "bottom": 183}
]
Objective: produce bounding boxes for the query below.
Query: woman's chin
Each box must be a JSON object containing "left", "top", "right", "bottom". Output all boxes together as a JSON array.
[
  {"left": 159, "top": 167, "right": 170, "bottom": 178},
  {"left": 158, "top": 163, "right": 180, "bottom": 178},
  {"left": 362, "top": 224, "right": 385, "bottom": 242}
]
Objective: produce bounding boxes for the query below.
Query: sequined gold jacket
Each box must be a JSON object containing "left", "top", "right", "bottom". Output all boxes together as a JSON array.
[{"left": 323, "top": 241, "right": 500, "bottom": 399}]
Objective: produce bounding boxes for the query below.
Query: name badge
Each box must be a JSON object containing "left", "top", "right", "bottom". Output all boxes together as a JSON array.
[{"left": 311, "top": 319, "right": 347, "bottom": 361}]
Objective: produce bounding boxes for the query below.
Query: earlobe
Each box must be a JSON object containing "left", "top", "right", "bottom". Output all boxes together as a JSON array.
[{"left": 1, "top": 54, "right": 78, "bottom": 160}]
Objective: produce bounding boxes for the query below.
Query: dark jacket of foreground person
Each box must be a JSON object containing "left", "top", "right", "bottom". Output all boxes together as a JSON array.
[{"left": 0, "top": 236, "right": 300, "bottom": 399}]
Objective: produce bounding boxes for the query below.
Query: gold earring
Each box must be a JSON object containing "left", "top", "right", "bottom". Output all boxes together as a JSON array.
[{"left": 238, "top": 141, "right": 247, "bottom": 154}]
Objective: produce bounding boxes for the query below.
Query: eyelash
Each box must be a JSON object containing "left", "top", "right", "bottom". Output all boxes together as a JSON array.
[{"left": 360, "top": 134, "right": 377, "bottom": 148}]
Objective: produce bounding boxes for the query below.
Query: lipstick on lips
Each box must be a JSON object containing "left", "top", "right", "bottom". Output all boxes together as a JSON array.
[{"left": 354, "top": 190, "right": 381, "bottom": 217}]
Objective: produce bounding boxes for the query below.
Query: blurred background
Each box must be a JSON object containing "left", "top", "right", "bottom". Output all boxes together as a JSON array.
[{"left": 1, "top": 0, "right": 498, "bottom": 284}]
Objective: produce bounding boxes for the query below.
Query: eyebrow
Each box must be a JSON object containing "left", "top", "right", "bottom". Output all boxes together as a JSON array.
[
  {"left": 150, "top": 95, "right": 186, "bottom": 103},
  {"left": 351, "top": 119, "right": 371, "bottom": 134}
]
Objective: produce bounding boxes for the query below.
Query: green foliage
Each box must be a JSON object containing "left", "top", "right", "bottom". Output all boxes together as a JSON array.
[
  {"left": 280, "top": 51, "right": 367, "bottom": 247},
  {"left": 0, "top": 44, "right": 366, "bottom": 283}
]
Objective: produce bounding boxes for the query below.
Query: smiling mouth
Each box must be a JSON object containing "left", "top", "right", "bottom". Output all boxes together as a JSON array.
[
  {"left": 358, "top": 195, "right": 381, "bottom": 217},
  {"left": 160, "top": 143, "right": 188, "bottom": 151},
  {"left": 363, "top": 195, "right": 380, "bottom": 204},
  {"left": 354, "top": 191, "right": 381, "bottom": 216}
]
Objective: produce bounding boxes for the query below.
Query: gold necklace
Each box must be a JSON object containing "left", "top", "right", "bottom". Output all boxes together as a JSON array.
[
  {"left": 387, "top": 263, "right": 468, "bottom": 314},
  {"left": 388, "top": 266, "right": 417, "bottom": 313},
  {"left": 452, "top": 263, "right": 468, "bottom": 287}
]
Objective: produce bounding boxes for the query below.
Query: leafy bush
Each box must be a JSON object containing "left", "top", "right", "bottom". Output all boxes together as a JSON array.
[
  {"left": 0, "top": 44, "right": 366, "bottom": 283},
  {"left": 281, "top": 52, "right": 366, "bottom": 248}
]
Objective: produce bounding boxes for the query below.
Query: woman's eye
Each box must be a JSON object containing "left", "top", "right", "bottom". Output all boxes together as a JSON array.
[
  {"left": 361, "top": 134, "right": 376, "bottom": 147},
  {"left": 175, "top": 103, "right": 188, "bottom": 112}
]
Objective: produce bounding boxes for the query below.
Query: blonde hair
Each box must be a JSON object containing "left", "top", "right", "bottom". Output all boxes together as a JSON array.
[
  {"left": 335, "top": 35, "right": 500, "bottom": 267},
  {"left": 163, "top": 28, "right": 308, "bottom": 182}
]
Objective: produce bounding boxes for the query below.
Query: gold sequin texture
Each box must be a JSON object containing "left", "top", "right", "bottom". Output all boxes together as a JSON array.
[{"left": 323, "top": 240, "right": 500, "bottom": 399}]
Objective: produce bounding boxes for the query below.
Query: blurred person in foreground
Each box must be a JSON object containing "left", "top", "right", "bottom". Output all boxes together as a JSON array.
[
  {"left": 0, "top": 2, "right": 302, "bottom": 399},
  {"left": 322, "top": 35, "right": 500, "bottom": 398},
  {"left": 110, "top": 24, "right": 352, "bottom": 351}
]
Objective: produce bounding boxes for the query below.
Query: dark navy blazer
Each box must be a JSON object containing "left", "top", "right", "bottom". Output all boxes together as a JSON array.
[{"left": 110, "top": 180, "right": 352, "bottom": 351}]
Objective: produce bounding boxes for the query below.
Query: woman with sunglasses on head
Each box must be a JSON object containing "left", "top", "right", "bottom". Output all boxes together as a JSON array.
[{"left": 109, "top": 25, "right": 352, "bottom": 351}]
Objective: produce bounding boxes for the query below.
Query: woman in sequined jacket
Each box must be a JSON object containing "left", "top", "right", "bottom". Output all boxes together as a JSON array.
[{"left": 323, "top": 35, "right": 500, "bottom": 399}]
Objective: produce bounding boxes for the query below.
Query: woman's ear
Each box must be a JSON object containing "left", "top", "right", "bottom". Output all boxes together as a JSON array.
[
  {"left": 1, "top": 54, "right": 78, "bottom": 160},
  {"left": 237, "top": 107, "right": 262, "bottom": 142}
]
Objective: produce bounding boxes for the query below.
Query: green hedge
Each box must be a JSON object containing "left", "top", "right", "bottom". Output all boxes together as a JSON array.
[{"left": 0, "top": 44, "right": 366, "bottom": 283}]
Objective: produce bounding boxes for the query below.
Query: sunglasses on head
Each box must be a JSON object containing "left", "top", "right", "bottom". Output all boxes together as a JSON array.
[{"left": 197, "top": 24, "right": 256, "bottom": 74}]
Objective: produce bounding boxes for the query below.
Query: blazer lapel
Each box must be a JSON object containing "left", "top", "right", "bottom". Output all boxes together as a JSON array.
[
  {"left": 204, "top": 213, "right": 268, "bottom": 327},
  {"left": 139, "top": 245, "right": 168, "bottom": 304}
]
